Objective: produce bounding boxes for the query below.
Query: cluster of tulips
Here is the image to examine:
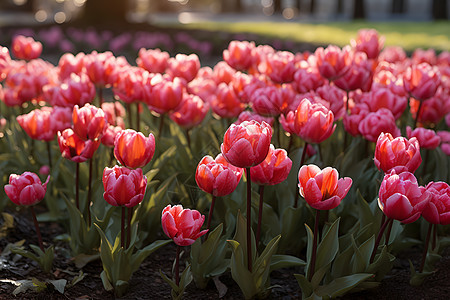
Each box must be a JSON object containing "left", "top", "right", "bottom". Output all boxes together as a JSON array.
[{"left": 0, "top": 27, "right": 449, "bottom": 299}]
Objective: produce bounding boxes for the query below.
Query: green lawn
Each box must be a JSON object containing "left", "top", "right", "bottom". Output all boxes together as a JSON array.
[{"left": 168, "top": 21, "right": 450, "bottom": 51}]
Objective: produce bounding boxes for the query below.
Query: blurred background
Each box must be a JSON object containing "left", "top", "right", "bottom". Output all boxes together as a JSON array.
[{"left": 0, "top": 0, "right": 448, "bottom": 28}]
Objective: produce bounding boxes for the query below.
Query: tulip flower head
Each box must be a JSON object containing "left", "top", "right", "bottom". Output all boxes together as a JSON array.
[
  {"left": 12, "top": 35, "right": 42, "bottom": 60},
  {"left": 57, "top": 128, "right": 100, "bottom": 163},
  {"left": 223, "top": 40, "right": 255, "bottom": 71},
  {"left": 102, "top": 166, "right": 147, "bottom": 208},
  {"left": 221, "top": 120, "right": 273, "bottom": 168},
  {"left": 403, "top": 63, "right": 441, "bottom": 101},
  {"left": 17, "top": 107, "right": 54, "bottom": 142},
  {"left": 298, "top": 164, "right": 352, "bottom": 210},
  {"left": 406, "top": 126, "right": 441, "bottom": 150},
  {"left": 251, "top": 145, "right": 292, "bottom": 186},
  {"left": 374, "top": 132, "right": 422, "bottom": 174},
  {"left": 4, "top": 172, "right": 49, "bottom": 206},
  {"left": 422, "top": 182, "right": 450, "bottom": 225},
  {"left": 161, "top": 204, "right": 208, "bottom": 246},
  {"left": 358, "top": 108, "right": 400, "bottom": 142},
  {"left": 114, "top": 129, "right": 156, "bottom": 169},
  {"left": 378, "top": 171, "right": 429, "bottom": 224},
  {"left": 136, "top": 48, "right": 169, "bottom": 74},
  {"left": 315, "top": 45, "right": 352, "bottom": 81},
  {"left": 72, "top": 104, "right": 107, "bottom": 141},
  {"left": 195, "top": 153, "right": 243, "bottom": 197}
]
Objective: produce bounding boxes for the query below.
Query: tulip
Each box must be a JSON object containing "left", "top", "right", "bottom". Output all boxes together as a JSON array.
[
  {"left": 403, "top": 62, "right": 441, "bottom": 101},
  {"left": 45, "top": 73, "right": 96, "bottom": 108},
  {"left": 114, "top": 129, "right": 155, "bottom": 169},
  {"left": 251, "top": 145, "right": 292, "bottom": 186},
  {"left": 437, "top": 131, "right": 450, "bottom": 156},
  {"left": 221, "top": 120, "right": 273, "bottom": 168},
  {"left": 235, "top": 111, "right": 274, "bottom": 127},
  {"left": 250, "top": 86, "right": 284, "bottom": 117},
  {"left": 378, "top": 171, "right": 429, "bottom": 224},
  {"left": 50, "top": 106, "right": 72, "bottom": 135},
  {"left": 17, "top": 107, "right": 54, "bottom": 142},
  {"left": 12, "top": 35, "right": 42, "bottom": 60},
  {"left": 406, "top": 126, "right": 441, "bottom": 150},
  {"left": 378, "top": 46, "right": 407, "bottom": 63},
  {"left": 0, "top": 46, "right": 12, "bottom": 81},
  {"left": 112, "top": 66, "right": 147, "bottom": 104},
  {"left": 161, "top": 204, "right": 207, "bottom": 247},
  {"left": 212, "top": 61, "right": 236, "bottom": 84},
  {"left": 334, "top": 51, "right": 373, "bottom": 93},
  {"left": 167, "top": 53, "right": 200, "bottom": 83},
  {"left": 101, "top": 101, "right": 126, "bottom": 126},
  {"left": 358, "top": 108, "right": 401, "bottom": 143},
  {"left": 102, "top": 125, "right": 123, "bottom": 148},
  {"left": 409, "top": 89, "right": 448, "bottom": 127},
  {"left": 4, "top": 172, "right": 49, "bottom": 207},
  {"left": 315, "top": 45, "right": 352, "bottom": 81},
  {"left": 315, "top": 84, "right": 346, "bottom": 120},
  {"left": 363, "top": 86, "right": 408, "bottom": 120},
  {"left": 57, "top": 128, "right": 100, "bottom": 163},
  {"left": 293, "top": 98, "right": 336, "bottom": 144},
  {"left": 258, "top": 50, "right": 297, "bottom": 83},
  {"left": 136, "top": 48, "right": 169, "bottom": 74},
  {"left": 145, "top": 74, "right": 184, "bottom": 115},
  {"left": 292, "top": 62, "right": 325, "bottom": 94},
  {"left": 223, "top": 40, "right": 255, "bottom": 71},
  {"left": 102, "top": 166, "right": 147, "bottom": 208},
  {"left": 195, "top": 153, "right": 243, "bottom": 198},
  {"left": 169, "top": 94, "right": 209, "bottom": 130},
  {"left": 298, "top": 164, "right": 352, "bottom": 210},
  {"left": 422, "top": 182, "right": 450, "bottom": 225},
  {"left": 83, "top": 51, "right": 125, "bottom": 87},
  {"left": 350, "top": 29, "right": 384, "bottom": 59},
  {"left": 57, "top": 52, "right": 85, "bottom": 80},
  {"left": 343, "top": 103, "right": 370, "bottom": 137},
  {"left": 412, "top": 48, "right": 437, "bottom": 65},
  {"left": 72, "top": 104, "right": 107, "bottom": 141},
  {"left": 374, "top": 132, "right": 422, "bottom": 174}
]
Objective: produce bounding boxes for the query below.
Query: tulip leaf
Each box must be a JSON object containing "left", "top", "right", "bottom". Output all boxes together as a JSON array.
[
  {"left": 315, "top": 273, "right": 373, "bottom": 298},
  {"left": 270, "top": 254, "right": 306, "bottom": 272},
  {"left": 331, "top": 242, "right": 354, "bottom": 278},
  {"left": 294, "top": 273, "right": 313, "bottom": 299},
  {"left": 304, "top": 223, "right": 314, "bottom": 277},
  {"left": 279, "top": 206, "right": 305, "bottom": 253},
  {"left": 315, "top": 218, "right": 340, "bottom": 273},
  {"left": 49, "top": 279, "right": 67, "bottom": 294},
  {"left": 227, "top": 239, "right": 257, "bottom": 299}
]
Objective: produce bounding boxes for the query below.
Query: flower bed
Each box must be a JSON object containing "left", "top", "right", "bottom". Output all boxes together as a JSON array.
[{"left": 0, "top": 27, "right": 449, "bottom": 299}]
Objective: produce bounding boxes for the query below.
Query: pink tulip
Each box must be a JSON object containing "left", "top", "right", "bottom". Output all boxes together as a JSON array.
[
  {"left": 57, "top": 52, "right": 85, "bottom": 80},
  {"left": 298, "top": 164, "right": 352, "bottom": 210},
  {"left": 72, "top": 104, "right": 107, "bottom": 141},
  {"left": 145, "top": 74, "right": 184, "bottom": 115},
  {"left": 362, "top": 86, "right": 408, "bottom": 120},
  {"left": 250, "top": 86, "right": 285, "bottom": 117},
  {"left": 50, "top": 106, "right": 72, "bottom": 135},
  {"left": 358, "top": 108, "right": 400, "bottom": 142},
  {"left": 209, "top": 82, "right": 245, "bottom": 119},
  {"left": 258, "top": 50, "right": 296, "bottom": 83},
  {"left": 292, "top": 62, "right": 325, "bottom": 94},
  {"left": 374, "top": 132, "right": 422, "bottom": 174},
  {"left": 195, "top": 154, "right": 243, "bottom": 197},
  {"left": 101, "top": 125, "right": 123, "bottom": 147},
  {"left": 187, "top": 74, "right": 217, "bottom": 103},
  {"left": 437, "top": 131, "right": 450, "bottom": 156},
  {"left": 45, "top": 73, "right": 96, "bottom": 107},
  {"left": 16, "top": 107, "right": 54, "bottom": 141},
  {"left": 236, "top": 110, "right": 274, "bottom": 127},
  {"left": 334, "top": 51, "right": 373, "bottom": 92},
  {"left": 406, "top": 126, "right": 441, "bottom": 150},
  {"left": 0, "top": 46, "right": 12, "bottom": 81},
  {"left": 251, "top": 145, "right": 292, "bottom": 186},
  {"left": 4, "top": 172, "right": 49, "bottom": 206},
  {"left": 12, "top": 35, "right": 42, "bottom": 60},
  {"left": 221, "top": 120, "right": 272, "bottom": 168},
  {"left": 422, "top": 182, "right": 450, "bottom": 225},
  {"left": 409, "top": 89, "right": 449, "bottom": 127},
  {"left": 315, "top": 45, "right": 352, "bottom": 81},
  {"left": 136, "top": 48, "right": 169, "bottom": 74},
  {"left": 169, "top": 93, "right": 209, "bottom": 129},
  {"left": 57, "top": 128, "right": 100, "bottom": 163},
  {"left": 101, "top": 101, "right": 126, "bottom": 126},
  {"left": 113, "top": 66, "right": 148, "bottom": 104},
  {"left": 350, "top": 29, "right": 384, "bottom": 59},
  {"left": 315, "top": 84, "right": 346, "bottom": 120},
  {"left": 103, "top": 166, "right": 147, "bottom": 207},
  {"left": 378, "top": 171, "right": 429, "bottom": 224},
  {"left": 212, "top": 61, "right": 236, "bottom": 84},
  {"left": 223, "top": 40, "right": 255, "bottom": 71},
  {"left": 412, "top": 48, "right": 437, "bottom": 65},
  {"left": 293, "top": 98, "right": 336, "bottom": 144},
  {"left": 378, "top": 46, "right": 407, "bottom": 64},
  {"left": 343, "top": 102, "right": 370, "bottom": 137},
  {"left": 114, "top": 129, "right": 156, "bottom": 169},
  {"left": 161, "top": 204, "right": 208, "bottom": 246},
  {"left": 84, "top": 51, "right": 127, "bottom": 87},
  {"left": 403, "top": 63, "right": 441, "bottom": 101},
  {"left": 167, "top": 53, "right": 200, "bottom": 83}
]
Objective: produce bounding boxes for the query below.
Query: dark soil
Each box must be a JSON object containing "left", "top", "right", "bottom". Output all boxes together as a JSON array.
[{"left": 1, "top": 206, "right": 450, "bottom": 300}]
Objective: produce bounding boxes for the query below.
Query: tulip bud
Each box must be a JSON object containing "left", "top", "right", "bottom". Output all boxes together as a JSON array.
[
  {"left": 72, "top": 104, "right": 107, "bottom": 141},
  {"left": 4, "top": 172, "right": 49, "bottom": 206},
  {"left": 251, "top": 145, "right": 292, "bottom": 186},
  {"left": 102, "top": 166, "right": 147, "bottom": 207},
  {"left": 114, "top": 129, "right": 155, "bottom": 169}
]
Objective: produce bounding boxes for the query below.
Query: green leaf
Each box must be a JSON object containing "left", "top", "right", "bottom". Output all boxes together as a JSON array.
[
  {"left": 49, "top": 279, "right": 67, "bottom": 294},
  {"left": 294, "top": 274, "right": 313, "bottom": 299},
  {"left": 315, "top": 273, "right": 373, "bottom": 298},
  {"left": 160, "top": 269, "right": 179, "bottom": 291},
  {"left": 100, "top": 270, "right": 114, "bottom": 291},
  {"left": 315, "top": 218, "right": 340, "bottom": 273},
  {"left": 270, "top": 254, "right": 306, "bottom": 271},
  {"left": 331, "top": 244, "right": 354, "bottom": 278},
  {"left": 304, "top": 223, "right": 314, "bottom": 277},
  {"left": 227, "top": 239, "right": 256, "bottom": 299}
]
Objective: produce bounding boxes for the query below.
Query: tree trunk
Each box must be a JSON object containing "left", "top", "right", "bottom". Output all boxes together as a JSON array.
[
  {"left": 353, "top": 0, "right": 366, "bottom": 19},
  {"left": 296, "top": 0, "right": 303, "bottom": 12},
  {"left": 337, "top": 0, "right": 344, "bottom": 13},
  {"left": 274, "top": 0, "right": 282, "bottom": 13},
  {"left": 432, "top": 0, "right": 448, "bottom": 20},
  {"left": 392, "top": 0, "right": 405, "bottom": 13},
  {"left": 82, "top": 0, "right": 128, "bottom": 25},
  {"left": 310, "top": 0, "right": 316, "bottom": 13}
]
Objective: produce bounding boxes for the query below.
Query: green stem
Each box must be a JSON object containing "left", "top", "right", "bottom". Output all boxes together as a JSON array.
[
  {"left": 126, "top": 103, "right": 133, "bottom": 130},
  {"left": 384, "top": 219, "right": 394, "bottom": 246},
  {"left": 46, "top": 141, "right": 52, "bottom": 169},
  {"left": 294, "top": 142, "right": 309, "bottom": 208},
  {"left": 175, "top": 245, "right": 181, "bottom": 286},
  {"left": 97, "top": 87, "right": 104, "bottom": 107},
  {"left": 136, "top": 102, "right": 140, "bottom": 132},
  {"left": 121, "top": 206, "right": 125, "bottom": 248},
  {"left": 204, "top": 195, "right": 216, "bottom": 241},
  {"left": 419, "top": 222, "right": 433, "bottom": 273},
  {"left": 185, "top": 129, "right": 191, "bottom": 150},
  {"left": 308, "top": 209, "right": 320, "bottom": 281},
  {"left": 127, "top": 206, "right": 133, "bottom": 248},
  {"left": 30, "top": 206, "right": 44, "bottom": 252},
  {"left": 158, "top": 114, "right": 165, "bottom": 139},
  {"left": 75, "top": 163, "right": 80, "bottom": 210},
  {"left": 370, "top": 217, "right": 391, "bottom": 263},
  {"left": 256, "top": 185, "right": 265, "bottom": 248},
  {"left": 246, "top": 167, "right": 253, "bottom": 272},
  {"left": 86, "top": 158, "right": 93, "bottom": 227}
]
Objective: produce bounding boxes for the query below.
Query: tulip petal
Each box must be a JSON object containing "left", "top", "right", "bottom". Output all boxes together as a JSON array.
[{"left": 384, "top": 193, "right": 413, "bottom": 221}]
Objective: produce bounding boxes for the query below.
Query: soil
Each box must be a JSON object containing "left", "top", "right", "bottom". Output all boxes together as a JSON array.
[{"left": 1, "top": 207, "right": 450, "bottom": 300}]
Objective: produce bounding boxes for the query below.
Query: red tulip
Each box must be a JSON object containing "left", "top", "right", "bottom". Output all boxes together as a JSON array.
[
  {"left": 45, "top": 73, "right": 96, "bottom": 108},
  {"left": 12, "top": 35, "right": 42, "bottom": 60},
  {"left": 136, "top": 48, "right": 169, "bottom": 74},
  {"left": 250, "top": 86, "right": 285, "bottom": 117},
  {"left": 403, "top": 63, "right": 441, "bottom": 101},
  {"left": 112, "top": 66, "right": 148, "bottom": 104},
  {"left": 102, "top": 166, "right": 147, "bottom": 208},
  {"left": 343, "top": 102, "right": 370, "bottom": 137},
  {"left": 334, "top": 51, "right": 373, "bottom": 92},
  {"left": 101, "top": 101, "right": 126, "bottom": 127},
  {"left": 16, "top": 107, "right": 54, "bottom": 141},
  {"left": 315, "top": 45, "right": 352, "bottom": 81},
  {"left": 145, "top": 74, "right": 184, "bottom": 115},
  {"left": 378, "top": 171, "right": 429, "bottom": 224},
  {"left": 221, "top": 120, "right": 272, "bottom": 168},
  {"left": 223, "top": 40, "right": 255, "bottom": 71},
  {"left": 298, "top": 164, "right": 352, "bottom": 210},
  {"left": 195, "top": 153, "right": 243, "bottom": 197},
  {"left": 315, "top": 84, "right": 346, "bottom": 120},
  {"left": 50, "top": 106, "right": 72, "bottom": 135},
  {"left": 169, "top": 93, "right": 209, "bottom": 129},
  {"left": 374, "top": 132, "right": 422, "bottom": 174},
  {"left": 358, "top": 108, "right": 400, "bottom": 142},
  {"left": 161, "top": 204, "right": 207, "bottom": 246},
  {"left": 101, "top": 125, "right": 123, "bottom": 147},
  {"left": 422, "top": 182, "right": 450, "bottom": 225},
  {"left": 57, "top": 52, "right": 85, "bottom": 80},
  {"left": 114, "top": 129, "right": 155, "bottom": 169},
  {"left": 293, "top": 98, "right": 336, "bottom": 144},
  {"left": 57, "top": 128, "right": 100, "bottom": 163},
  {"left": 235, "top": 111, "right": 274, "bottom": 127},
  {"left": 4, "top": 172, "right": 49, "bottom": 206},
  {"left": 209, "top": 82, "right": 245, "bottom": 119},
  {"left": 406, "top": 126, "right": 441, "bottom": 150},
  {"left": 363, "top": 86, "right": 408, "bottom": 120},
  {"left": 258, "top": 50, "right": 297, "bottom": 83},
  {"left": 167, "top": 53, "right": 200, "bottom": 83},
  {"left": 350, "top": 29, "right": 384, "bottom": 59},
  {"left": 83, "top": 51, "right": 126, "bottom": 87},
  {"left": 72, "top": 104, "right": 107, "bottom": 141},
  {"left": 251, "top": 145, "right": 292, "bottom": 186},
  {"left": 412, "top": 48, "right": 437, "bottom": 65}
]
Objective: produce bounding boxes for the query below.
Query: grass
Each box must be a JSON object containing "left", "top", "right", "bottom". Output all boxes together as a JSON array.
[{"left": 166, "top": 21, "right": 450, "bottom": 52}]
